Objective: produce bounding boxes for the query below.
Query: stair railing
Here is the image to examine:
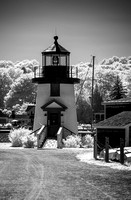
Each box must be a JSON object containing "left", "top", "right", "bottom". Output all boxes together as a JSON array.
[
  {"left": 29, "top": 127, "right": 41, "bottom": 136},
  {"left": 62, "top": 126, "right": 76, "bottom": 136},
  {"left": 37, "top": 125, "right": 47, "bottom": 149},
  {"left": 57, "top": 127, "right": 63, "bottom": 148}
]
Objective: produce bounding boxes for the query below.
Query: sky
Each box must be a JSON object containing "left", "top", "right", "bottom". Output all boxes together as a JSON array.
[{"left": 0, "top": 0, "right": 131, "bottom": 65}]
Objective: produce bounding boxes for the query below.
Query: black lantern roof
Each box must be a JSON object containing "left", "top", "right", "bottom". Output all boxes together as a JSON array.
[{"left": 42, "top": 36, "right": 70, "bottom": 54}]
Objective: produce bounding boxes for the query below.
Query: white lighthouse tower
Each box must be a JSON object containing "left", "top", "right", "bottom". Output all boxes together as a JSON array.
[{"left": 32, "top": 36, "right": 80, "bottom": 146}]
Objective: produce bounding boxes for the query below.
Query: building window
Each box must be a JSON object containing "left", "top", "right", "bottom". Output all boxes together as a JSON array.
[{"left": 50, "top": 83, "right": 60, "bottom": 96}]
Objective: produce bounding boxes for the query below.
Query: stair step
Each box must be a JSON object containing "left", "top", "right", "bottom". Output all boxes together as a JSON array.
[{"left": 43, "top": 139, "right": 57, "bottom": 148}]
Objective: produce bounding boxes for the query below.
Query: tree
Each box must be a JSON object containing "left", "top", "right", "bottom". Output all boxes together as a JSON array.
[
  {"left": 0, "top": 59, "right": 39, "bottom": 110},
  {"left": 110, "top": 75, "right": 127, "bottom": 100},
  {"left": 96, "top": 71, "right": 117, "bottom": 100},
  {"left": 77, "top": 96, "right": 92, "bottom": 124},
  {"left": 4, "top": 74, "right": 37, "bottom": 109},
  {"left": 0, "top": 60, "right": 37, "bottom": 109},
  {"left": 7, "top": 67, "right": 23, "bottom": 81},
  {"left": 119, "top": 57, "right": 127, "bottom": 64},
  {"left": 12, "top": 102, "right": 31, "bottom": 115},
  {"left": 0, "top": 68, "right": 13, "bottom": 108},
  {"left": 93, "top": 84, "right": 103, "bottom": 113},
  {"left": 125, "top": 71, "right": 131, "bottom": 97}
]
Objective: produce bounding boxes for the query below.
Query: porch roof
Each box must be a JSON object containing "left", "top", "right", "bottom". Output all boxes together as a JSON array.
[{"left": 41, "top": 99, "right": 67, "bottom": 111}]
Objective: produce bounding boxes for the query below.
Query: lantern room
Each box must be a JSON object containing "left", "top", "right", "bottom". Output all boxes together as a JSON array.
[
  {"left": 33, "top": 36, "right": 79, "bottom": 83},
  {"left": 42, "top": 36, "right": 70, "bottom": 66}
]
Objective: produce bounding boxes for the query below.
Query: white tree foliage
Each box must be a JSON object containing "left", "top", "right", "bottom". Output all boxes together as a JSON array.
[{"left": 0, "top": 56, "right": 131, "bottom": 111}]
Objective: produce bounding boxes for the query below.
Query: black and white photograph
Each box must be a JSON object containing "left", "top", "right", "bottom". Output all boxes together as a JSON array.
[{"left": 0, "top": 0, "right": 131, "bottom": 199}]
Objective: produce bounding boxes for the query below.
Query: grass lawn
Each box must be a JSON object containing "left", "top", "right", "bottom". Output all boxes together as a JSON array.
[{"left": 0, "top": 148, "right": 131, "bottom": 200}]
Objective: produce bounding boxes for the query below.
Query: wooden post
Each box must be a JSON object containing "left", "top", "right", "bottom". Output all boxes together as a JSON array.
[
  {"left": 94, "top": 134, "right": 97, "bottom": 160},
  {"left": 120, "top": 138, "right": 124, "bottom": 164},
  {"left": 91, "top": 56, "right": 95, "bottom": 130},
  {"left": 105, "top": 137, "right": 109, "bottom": 162}
]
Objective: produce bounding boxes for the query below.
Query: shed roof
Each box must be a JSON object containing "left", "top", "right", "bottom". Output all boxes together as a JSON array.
[
  {"left": 102, "top": 97, "right": 131, "bottom": 105},
  {"left": 95, "top": 111, "right": 131, "bottom": 127}
]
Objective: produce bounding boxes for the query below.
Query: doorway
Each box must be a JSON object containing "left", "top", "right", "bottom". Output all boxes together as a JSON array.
[{"left": 47, "top": 111, "right": 61, "bottom": 138}]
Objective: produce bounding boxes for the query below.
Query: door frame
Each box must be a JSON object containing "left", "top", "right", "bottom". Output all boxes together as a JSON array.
[
  {"left": 41, "top": 99, "right": 67, "bottom": 138},
  {"left": 47, "top": 109, "right": 61, "bottom": 138}
]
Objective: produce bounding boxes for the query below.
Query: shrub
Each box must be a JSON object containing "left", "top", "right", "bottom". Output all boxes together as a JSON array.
[
  {"left": 63, "top": 135, "right": 82, "bottom": 148},
  {"left": 81, "top": 134, "right": 93, "bottom": 148},
  {"left": 9, "top": 128, "right": 31, "bottom": 147},
  {"left": 63, "top": 134, "right": 94, "bottom": 148},
  {"left": 22, "top": 134, "right": 37, "bottom": 148}
]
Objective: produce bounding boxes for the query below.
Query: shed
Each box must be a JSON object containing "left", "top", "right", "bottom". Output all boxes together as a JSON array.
[
  {"left": 25, "top": 104, "right": 35, "bottom": 128},
  {"left": 95, "top": 111, "right": 131, "bottom": 152},
  {"left": 102, "top": 97, "right": 131, "bottom": 119}
]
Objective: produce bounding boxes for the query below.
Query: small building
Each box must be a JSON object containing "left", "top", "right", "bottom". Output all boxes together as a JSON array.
[
  {"left": 32, "top": 36, "right": 80, "bottom": 141},
  {"left": 26, "top": 104, "right": 35, "bottom": 128},
  {"left": 10, "top": 114, "right": 30, "bottom": 127},
  {"left": 94, "top": 112, "right": 104, "bottom": 123},
  {"left": 0, "top": 110, "right": 8, "bottom": 124},
  {"left": 102, "top": 97, "right": 131, "bottom": 119},
  {"left": 95, "top": 111, "right": 131, "bottom": 153}
]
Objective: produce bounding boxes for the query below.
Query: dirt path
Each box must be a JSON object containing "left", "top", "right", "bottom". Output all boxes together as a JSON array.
[
  {"left": 22, "top": 153, "right": 45, "bottom": 200},
  {"left": 0, "top": 148, "right": 131, "bottom": 200}
]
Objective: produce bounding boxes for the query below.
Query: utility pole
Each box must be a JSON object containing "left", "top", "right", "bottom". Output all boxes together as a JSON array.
[{"left": 91, "top": 56, "right": 95, "bottom": 130}]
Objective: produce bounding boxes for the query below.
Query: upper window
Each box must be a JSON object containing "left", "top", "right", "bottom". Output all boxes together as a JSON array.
[{"left": 50, "top": 83, "right": 60, "bottom": 96}]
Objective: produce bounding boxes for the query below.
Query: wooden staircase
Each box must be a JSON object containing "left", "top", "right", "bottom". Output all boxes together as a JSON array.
[
  {"left": 36, "top": 125, "right": 75, "bottom": 149},
  {"left": 36, "top": 125, "right": 63, "bottom": 149}
]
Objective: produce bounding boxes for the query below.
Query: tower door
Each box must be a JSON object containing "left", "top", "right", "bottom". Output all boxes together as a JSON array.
[{"left": 47, "top": 111, "right": 61, "bottom": 138}]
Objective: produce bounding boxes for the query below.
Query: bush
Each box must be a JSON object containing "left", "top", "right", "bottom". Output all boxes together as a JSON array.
[
  {"left": 63, "top": 134, "right": 94, "bottom": 148},
  {"left": 22, "top": 134, "right": 37, "bottom": 148},
  {"left": 63, "top": 135, "right": 82, "bottom": 148},
  {"left": 9, "top": 128, "right": 32, "bottom": 147},
  {"left": 81, "top": 134, "right": 93, "bottom": 148}
]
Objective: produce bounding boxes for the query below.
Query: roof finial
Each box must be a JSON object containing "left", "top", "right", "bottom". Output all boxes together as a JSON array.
[{"left": 54, "top": 35, "right": 58, "bottom": 44}]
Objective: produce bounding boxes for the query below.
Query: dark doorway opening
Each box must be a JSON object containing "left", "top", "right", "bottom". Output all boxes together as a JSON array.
[{"left": 47, "top": 111, "right": 61, "bottom": 139}]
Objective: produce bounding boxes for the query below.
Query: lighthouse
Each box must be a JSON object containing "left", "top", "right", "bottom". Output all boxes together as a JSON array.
[{"left": 32, "top": 36, "right": 80, "bottom": 144}]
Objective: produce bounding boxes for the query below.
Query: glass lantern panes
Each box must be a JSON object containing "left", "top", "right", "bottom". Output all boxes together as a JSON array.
[
  {"left": 52, "top": 55, "right": 59, "bottom": 65},
  {"left": 60, "top": 56, "right": 66, "bottom": 66},
  {"left": 46, "top": 56, "right": 51, "bottom": 66}
]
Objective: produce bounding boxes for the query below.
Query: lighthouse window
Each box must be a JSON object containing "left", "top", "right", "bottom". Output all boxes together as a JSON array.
[
  {"left": 46, "top": 56, "right": 51, "bottom": 66},
  {"left": 52, "top": 56, "right": 59, "bottom": 65},
  {"left": 50, "top": 83, "right": 60, "bottom": 96},
  {"left": 61, "top": 56, "right": 66, "bottom": 66}
]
